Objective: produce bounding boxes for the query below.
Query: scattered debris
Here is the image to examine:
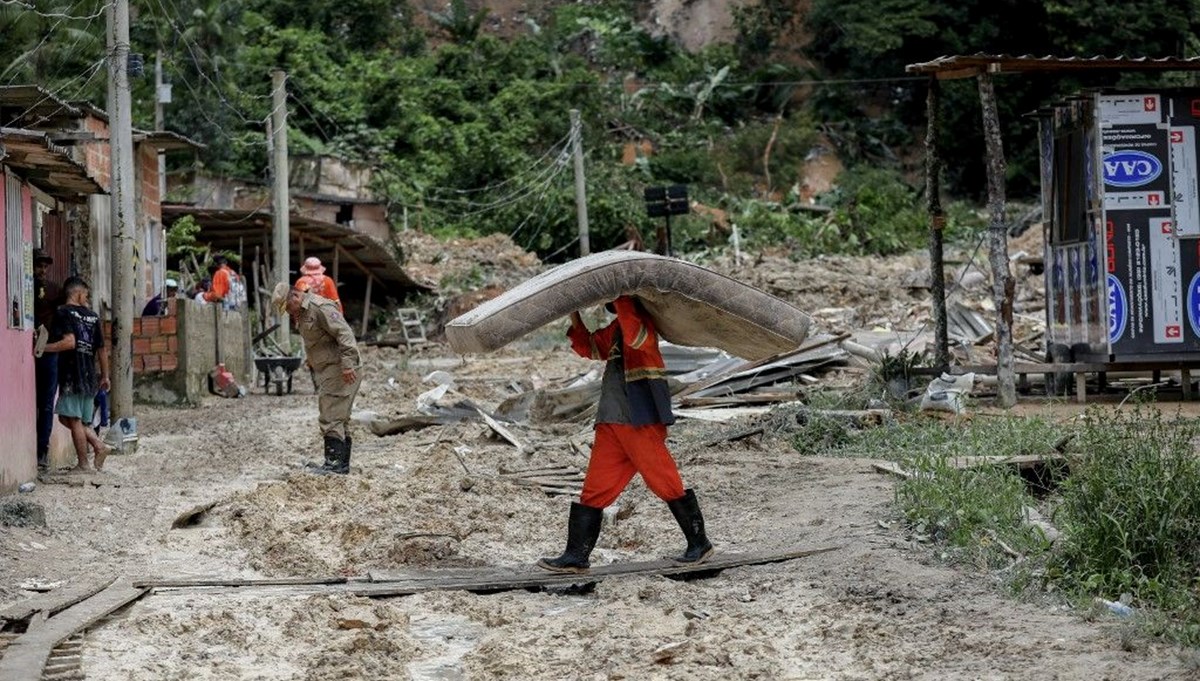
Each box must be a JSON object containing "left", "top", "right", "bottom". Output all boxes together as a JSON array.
[{"left": 0, "top": 499, "right": 47, "bottom": 528}]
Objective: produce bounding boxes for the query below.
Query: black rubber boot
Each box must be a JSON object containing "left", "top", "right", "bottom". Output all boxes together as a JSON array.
[
  {"left": 667, "top": 489, "right": 714, "bottom": 564},
  {"left": 537, "top": 502, "right": 603, "bottom": 573},
  {"left": 316, "top": 437, "right": 350, "bottom": 475},
  {"left": 307, "top": 436, "right": 340, "bottom": 470}
]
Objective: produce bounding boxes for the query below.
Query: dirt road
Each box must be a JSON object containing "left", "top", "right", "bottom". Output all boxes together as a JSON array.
[{"left": 0, "top": 340, "right": 1189, "bottom": 679}]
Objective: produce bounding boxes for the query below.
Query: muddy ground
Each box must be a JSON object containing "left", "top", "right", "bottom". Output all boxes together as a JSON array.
[{"left": 0, "top": 322, "right": 1193, "bottom": 679}]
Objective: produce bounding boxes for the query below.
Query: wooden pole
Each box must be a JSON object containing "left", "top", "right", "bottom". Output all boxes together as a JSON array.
[
  {"left": 298, "top": 237, "right": 305, "bottom": 268},
  {"left": 925, "top": 78, "right": 950, "bottom": 370},
  {"left": 569, "top": 109, "right": 590, "bottom": 257},
  {"left": 332, "top": 245, "right": 339, "bottom": 285},
  {"left": 360, "top": 275, "right": 373, "bottom": 338},
  {"left": 977, "top": 72, "right": 1016, "bottom": 407}
]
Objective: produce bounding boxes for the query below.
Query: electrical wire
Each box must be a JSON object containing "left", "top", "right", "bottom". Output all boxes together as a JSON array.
[{"left": 0, "top": 0, "right": 111, "bottom": 21}]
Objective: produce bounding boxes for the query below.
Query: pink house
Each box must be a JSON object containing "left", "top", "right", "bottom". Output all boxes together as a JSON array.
[{"left": 0, "top": 128, "right": 104, "bottom": 493}]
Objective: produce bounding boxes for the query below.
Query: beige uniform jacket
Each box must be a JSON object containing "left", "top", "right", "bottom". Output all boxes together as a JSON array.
[{"left": 297, "top": 292, "right": 361, "bottom": 397}]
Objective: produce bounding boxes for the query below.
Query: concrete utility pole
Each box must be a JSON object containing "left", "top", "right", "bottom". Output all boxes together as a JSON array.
[
  {"left": 154, "top": 50, "right": 166, "bottom": 198},
  {"left": 107, "top": 0, "right": 137, "bottom": 421},
  {"left": 270, "top": 69, "right": 291, "bottom": 349},
  {"left": 569, "top": 109, "right": 590, "bottom": 257}
]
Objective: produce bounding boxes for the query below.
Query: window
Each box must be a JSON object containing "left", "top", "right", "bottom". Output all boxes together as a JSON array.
[{"left": 5, "top": 172, "right": 32, "bottom": 330}]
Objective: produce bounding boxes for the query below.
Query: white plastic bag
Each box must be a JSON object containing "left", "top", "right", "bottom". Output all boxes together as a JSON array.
[{"left": 919, "top": 372, "right": 975, "bottom": 414}]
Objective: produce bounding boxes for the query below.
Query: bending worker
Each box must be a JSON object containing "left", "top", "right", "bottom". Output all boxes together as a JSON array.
[
  {"left": 539, "top": 296, "right": 714, "bottom": 573},
  {"left": 272, "top": 282, "right": 361, "bottom": 474}
]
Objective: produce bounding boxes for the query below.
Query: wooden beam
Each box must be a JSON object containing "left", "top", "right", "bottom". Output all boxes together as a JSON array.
[
  {"left": 977, "top": 72, "right": 1016, "bottom": 407},
  {"left": 925, "top": 77, "right": 950, "bottom": 370},
  {"left": 332, "top": 242, "right": 340, "bottom": 284},
  {"left": 360, "top": 274, "right": 373, "bottom": 337},
  {"left": 935, "top": 67, "right": 982, "bottom": 80}
]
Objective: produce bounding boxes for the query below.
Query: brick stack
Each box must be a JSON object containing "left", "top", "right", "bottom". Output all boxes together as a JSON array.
[{"left": 104, "top": 307, "right": 179, "bottom": 374}]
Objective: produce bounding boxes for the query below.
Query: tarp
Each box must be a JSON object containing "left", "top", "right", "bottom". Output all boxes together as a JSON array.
[{"left": 445, "top": 251, "right": 812, "bottom": 360}]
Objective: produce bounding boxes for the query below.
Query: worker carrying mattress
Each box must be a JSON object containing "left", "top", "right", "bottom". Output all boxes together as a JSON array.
[{"left": 445, "top": 251, "right": 811, "bottom": 361}]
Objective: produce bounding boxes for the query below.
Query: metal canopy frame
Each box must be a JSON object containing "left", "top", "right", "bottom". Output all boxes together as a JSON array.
[{"left": 904, "top": 53, "right": 1200, "bottom": 407}]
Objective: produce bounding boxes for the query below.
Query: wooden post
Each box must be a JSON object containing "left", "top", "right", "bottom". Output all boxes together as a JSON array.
[
  {"left": 299, "top": 237, "right": 305, "bottom": 268},
  {"left": 978, "top": 72, "right": 1016, "bottom": 407},
  {"left": 360, "top": 275, "right": 373, "bottom": 338},
  {"left": 925, "top": 78, "right": 950, "bottom": 370},
  {"left": 569, "top": 109, "right": 590, "bottom": 257},
  {"left": 333, "top": 246, "right": 340, "bottom": 285}
]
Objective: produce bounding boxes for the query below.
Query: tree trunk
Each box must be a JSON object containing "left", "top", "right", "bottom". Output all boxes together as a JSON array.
[{"left": 925, "top": 78, "right": 949, "bottom": 370}]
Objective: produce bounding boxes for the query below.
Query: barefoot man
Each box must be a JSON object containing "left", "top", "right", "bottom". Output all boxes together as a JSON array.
[
  {"left": 272, "top": 282, "right": 361, "bottom": 474},
  {"left": 43, "top": 277, "right": 110, "bottom": 472},
  {"left": 539, "top": 296, "right": 714, "bottom": 573}
]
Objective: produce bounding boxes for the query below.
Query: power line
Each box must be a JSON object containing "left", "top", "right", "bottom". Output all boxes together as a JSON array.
[{"left": 0, "top": 0, "right": 112, "bottom": 21}]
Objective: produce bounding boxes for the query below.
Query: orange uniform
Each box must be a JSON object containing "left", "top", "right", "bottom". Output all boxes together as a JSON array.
[
  {"left": 568, "top": 296, "right": 684, "bottom": 509},
  {"left": 204, "top": 264, "right": 235, "bottom": 304},
  {"left": 295, "top": 273, "right": 342, "bottom": 311}
]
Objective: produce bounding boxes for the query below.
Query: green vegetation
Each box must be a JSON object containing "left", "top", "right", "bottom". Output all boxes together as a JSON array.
[
  {"left": 789, "top": 401, "right": 1200, "bottom": 644},
  {"left": 6, "top": 1, "right": 1194, "bottom": 259}
]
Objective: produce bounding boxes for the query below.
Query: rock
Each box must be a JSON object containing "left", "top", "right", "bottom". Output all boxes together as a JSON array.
[
  {"left": 651, "top": 641, "right": 688, "bottom": 664},
  {"left": 459, "top": 477, "right": 475, "bottom": 492},
  {"left": 18, "top": 482, "right": 35, "bottom": 493},
  {"left": 336, "top": 618, "right": 370, "bottom": 630},
  {"left": 0, "top": 499, "right": 47, "bottom": 528}
]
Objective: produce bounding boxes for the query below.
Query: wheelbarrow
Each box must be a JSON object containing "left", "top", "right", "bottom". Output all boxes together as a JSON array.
[
  {"left": 252, "top": 323, "right": 304, "bottom": 396},
  {"left": 255, "top": 355, "right": 305, "bottom": 395}
]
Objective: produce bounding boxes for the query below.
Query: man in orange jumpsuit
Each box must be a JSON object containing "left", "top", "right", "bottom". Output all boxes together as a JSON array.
[
  {"left": 539, "top": 296, "right": 714, "bottom": 573},
  {"left": 295, "top": 257, "right": 342, "bottom": 312}
]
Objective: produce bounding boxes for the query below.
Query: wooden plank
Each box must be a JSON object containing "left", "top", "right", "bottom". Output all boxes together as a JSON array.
[
  {"left": 0, "top": 580, "right": 145, "bottom": 681},
  {"left": 354, "top": 545, "right": 841, "bottom": 596},
  {"left": 133, "top": 575, "right": 350, "bottom": 589},
  {"left": 144, "top": 546, "right": 840, "bottom": 598},
  {"left": 871, "top": 461, "right": 913, "bottom": 479},
  {"left": 476, "top": 408, "right": 524, "bottom": 450},
  {"left": 0, "top": 576, "right": 117, "bottom": 622}
]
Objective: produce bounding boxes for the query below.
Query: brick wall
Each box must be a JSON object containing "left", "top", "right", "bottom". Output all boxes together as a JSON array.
[
  {"left": 82, "top": 116, "right": 111, "bottom": 191},
  {"left": 138, "top": 144, "right": 160, "bottom": 223},
  {"left": 103, "top": 301, "right": 179, "bottom": 376}
]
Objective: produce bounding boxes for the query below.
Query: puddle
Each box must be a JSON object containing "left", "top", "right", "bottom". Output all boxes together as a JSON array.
[{"left": 407, "top": 613, "right": 485, "bottom": 681}]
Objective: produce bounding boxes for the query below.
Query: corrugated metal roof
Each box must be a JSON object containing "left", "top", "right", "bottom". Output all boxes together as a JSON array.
[
  {"left": 161, "top": 204, "right": 427, "bottom": 292},
  {"left": 0, "top": 127, "right": 106, "bottom": 199},
  {"left": 906, "top": 54, "right": 1200, "bottom": 79}
]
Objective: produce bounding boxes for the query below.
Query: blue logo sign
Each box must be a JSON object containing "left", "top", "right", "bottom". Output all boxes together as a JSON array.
[
  {"left": 1188, "top": 272, "right": 1200, "bottom": 340},
  {"left": 1108, "top": 274, "right": 1128, "bottom": 343},
  {"left": 1103, "top": 150, "right": 1163, "bottom": 187}
]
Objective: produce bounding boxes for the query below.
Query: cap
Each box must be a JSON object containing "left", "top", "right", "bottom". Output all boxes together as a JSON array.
[
  {"left": 300, "top": 257, "right": 326, "bottom": 276},
  {"left": 164, "top": 278, "right": 179, "bottom": 288},
  {"left": 270, "top": 282, "right": 291, "bottom": 313},
  {"left": 33, "top": 248, "right": 52, "bottom": 265}
]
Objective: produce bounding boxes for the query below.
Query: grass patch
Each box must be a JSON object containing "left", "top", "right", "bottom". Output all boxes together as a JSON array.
[{"left": 788, "top": 400, "right": 1200, "bottom": 646}]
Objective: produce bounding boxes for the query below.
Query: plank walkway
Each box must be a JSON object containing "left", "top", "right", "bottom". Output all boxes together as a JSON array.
[
  {"left": 0, "top": 580, "right": 145, "bottom": 681},
  {"left": 139, "top": 545, "right": 839, "bottom": 597}
]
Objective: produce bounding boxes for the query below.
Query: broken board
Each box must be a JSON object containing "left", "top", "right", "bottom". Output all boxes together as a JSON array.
[
  {"left": 0, "top": 579, "right": 145, "bottom": 681},
  {"left": 141, "top": 546, "right": 839, "bottom": 598},
  {"left": 0, "top": 575, "right": 117, "bottom": 623}
]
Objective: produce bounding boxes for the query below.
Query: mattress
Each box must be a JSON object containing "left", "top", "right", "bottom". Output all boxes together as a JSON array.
[{"left": 445, "top": 251, "right": 812, "bottom": 361}]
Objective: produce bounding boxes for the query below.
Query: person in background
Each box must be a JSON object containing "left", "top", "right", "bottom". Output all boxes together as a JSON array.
[
  {"left": 42, "top": 277, "right": 111, "bottom": 472},
  {"left": 295, "top": 257, "right": 342, "bottom": 311},
  {"left": 32, "top": 248, "right": 61, "bottom": 473},
  {"left": 203, "top": 256, "right": 238, "bottom": 309},
  {"left": 141, "top": 278, "right": 179, "bottom": 316},
  {"left": 538, "top": 296, "right": 714, "bottom": 573}
]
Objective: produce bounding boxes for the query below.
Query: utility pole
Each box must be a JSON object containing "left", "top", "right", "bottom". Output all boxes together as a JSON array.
[
  {"left": 569, "top": 109, "right": 590, "bottom": 257},
  {"left": 107, "top": 0, "right": 136, "bottom": 421},
  {"left": 154, "top": 50, "right": 166, "bottom": 198},
  {"left": 270, "top": 69, "right": 291, "bottom": 349}
]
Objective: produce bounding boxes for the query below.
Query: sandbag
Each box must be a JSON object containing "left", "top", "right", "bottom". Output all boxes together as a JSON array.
[{"left": 445, "top": 251, "right": 812, "bottom": 360}]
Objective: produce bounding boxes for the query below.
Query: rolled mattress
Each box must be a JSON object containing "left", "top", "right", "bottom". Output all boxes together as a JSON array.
[{"left": 445, "top": 251, "right": 812, "bottom": 361}]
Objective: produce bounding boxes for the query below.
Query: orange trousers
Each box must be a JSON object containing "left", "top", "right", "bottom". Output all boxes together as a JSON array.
[{"left": 579, "top": 423, "right": 685, "bottom": 509}]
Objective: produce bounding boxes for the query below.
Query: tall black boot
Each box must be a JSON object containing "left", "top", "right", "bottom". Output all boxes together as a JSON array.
[
  {"left": 315, "top": 437, "right": 350, "bottom": 475},
  {"left": 537, "top": 502, "right": 603, "bottom": 573},
  {"left": 307, "top": 436, "right": 340, "bottom": 470},
  {"left": 666, "top": 489, "right": 714, "bottom": 564}
]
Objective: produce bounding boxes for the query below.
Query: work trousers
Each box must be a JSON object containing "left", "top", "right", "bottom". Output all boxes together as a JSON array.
[
  {"left": 579, "top": 423, "right": 685, "bottom": 509},
  {"left": 315, "top": 362, "right": 361, "bottom": 441},
  {"left": 35, "top": 354, "right": 58, "bottom": 464}
]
